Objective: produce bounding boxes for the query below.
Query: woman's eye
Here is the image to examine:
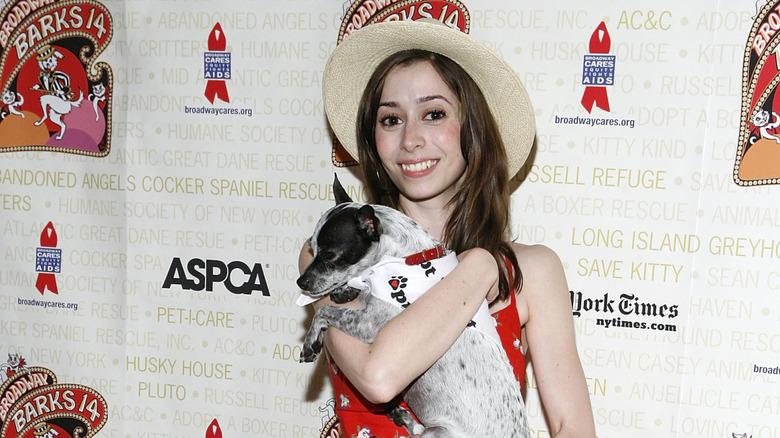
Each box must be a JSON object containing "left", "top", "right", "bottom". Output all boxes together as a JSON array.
[
  {"left": 379, "top": 115, "right": 401, "bottom": 126},
  {"left": 426, "top": 110, "right": 446, "bottom": 121}
]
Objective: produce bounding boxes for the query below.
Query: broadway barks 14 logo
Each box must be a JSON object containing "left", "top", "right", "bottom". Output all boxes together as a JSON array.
[
  {"left": 0, "top": 0, "right": 114, "bottom": 157},
  {"left": 736, "top": 0, "right": 780, "bottom": 185},
  {"left": 0, "top": 353, "right": 108, "bottom": 438}
]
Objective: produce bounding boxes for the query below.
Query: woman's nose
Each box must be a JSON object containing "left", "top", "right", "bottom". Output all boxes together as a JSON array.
[{"left": 401, "top": 120, "right": 424, "bottom": 152}]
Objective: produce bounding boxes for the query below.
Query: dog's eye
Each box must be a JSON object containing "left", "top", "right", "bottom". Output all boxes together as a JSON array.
[{"left": 319, "top": 250, "right": 337, "bottom": 262}]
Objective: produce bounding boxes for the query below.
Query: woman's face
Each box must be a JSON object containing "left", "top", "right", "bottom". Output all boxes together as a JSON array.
[{"left": 375, "top": 60, "right": 466, "bottom": 206}]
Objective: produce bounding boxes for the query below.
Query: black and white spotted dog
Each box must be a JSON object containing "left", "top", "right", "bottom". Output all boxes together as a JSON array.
[{"left": 298, "top": 177, "right": 528, "bottom": 438}]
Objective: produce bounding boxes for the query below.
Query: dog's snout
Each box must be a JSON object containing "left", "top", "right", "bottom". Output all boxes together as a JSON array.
[{"left": 296, "top": 276, "right": 310, "bottom": 291}]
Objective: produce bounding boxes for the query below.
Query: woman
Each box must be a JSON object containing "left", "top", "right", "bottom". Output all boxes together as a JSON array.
[{"left": 300, "top": 19, "right": 595, "bottom": 438}]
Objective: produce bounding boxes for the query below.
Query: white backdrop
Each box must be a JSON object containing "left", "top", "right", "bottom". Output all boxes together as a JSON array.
[{"left": 1, "top": 1, "right": 779, "bottom": 437}]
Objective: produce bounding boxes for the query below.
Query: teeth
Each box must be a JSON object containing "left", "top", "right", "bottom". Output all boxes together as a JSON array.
[{"left": 402, "top": 160, "right": 436, "bottom": 172}]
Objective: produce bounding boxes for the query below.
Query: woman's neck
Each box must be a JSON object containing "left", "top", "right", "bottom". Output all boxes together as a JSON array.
[{"left": 397, "top": 196, "right": 452, "bottom": 243}]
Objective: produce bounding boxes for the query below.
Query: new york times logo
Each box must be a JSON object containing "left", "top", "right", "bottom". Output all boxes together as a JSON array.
[{"left": 570, "top": 291, "right": 679, "bottom": 332}]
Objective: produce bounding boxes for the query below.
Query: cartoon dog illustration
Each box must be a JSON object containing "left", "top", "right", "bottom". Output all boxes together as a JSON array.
[
  {"left": 318, "top": 399, "right": 337, "bottom": 428},
  {"left": 751, "top": 108, "right": 780, "bottom": 144},
  {"left": 1, "top": 90, "right": 25, "bottom": 119},
  {"left": 0, "top": 352, "right": 29, "bottom": 382},
  {"left": 31, "top": 45, "right": 84, "bottom": 140}
]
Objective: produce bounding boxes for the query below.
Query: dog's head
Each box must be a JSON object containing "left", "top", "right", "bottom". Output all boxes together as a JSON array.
[
  {"left": 297, "top": 176, "right": 383, "bottom": 296},
  {"left": 1, "top": 91, "right": 14, "bottom": 104}
]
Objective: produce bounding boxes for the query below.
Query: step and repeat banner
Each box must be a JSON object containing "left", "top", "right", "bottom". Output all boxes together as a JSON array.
[{"left": 1, "top": 0, "right": 778, "bottom": 437}]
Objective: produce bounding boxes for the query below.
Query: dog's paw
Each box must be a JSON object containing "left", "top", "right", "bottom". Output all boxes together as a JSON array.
[
  {"left": 331, "top": 287, "right": 359, "bottom": 304},
  {"left": 299, "top": 341, "right": 322, "bottom": 363}
]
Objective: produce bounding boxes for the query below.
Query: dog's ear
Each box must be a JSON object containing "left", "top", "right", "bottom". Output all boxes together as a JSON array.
[
  {"left": 333, "top": 174, "right": 353, "bottom": 205},
  {"left": 356, "top": 205, "right": 381, "bottom": 242}
]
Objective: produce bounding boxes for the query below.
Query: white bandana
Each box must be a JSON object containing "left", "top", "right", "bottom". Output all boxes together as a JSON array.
[{"left": 297, "top": 252, "right": 500, "bottom": 345}]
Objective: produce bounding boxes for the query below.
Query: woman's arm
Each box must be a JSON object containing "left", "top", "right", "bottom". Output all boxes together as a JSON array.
[
  {"left": 299, "top": 242, "right": 498, "bottom": 404},
  {"left": 516, "top": 244, "right": 596, "bottom": 438}
]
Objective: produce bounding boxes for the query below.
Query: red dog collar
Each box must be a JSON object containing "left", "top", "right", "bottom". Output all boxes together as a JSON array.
[{"left": 404, "top": 245, "right": 446, "bottom": 265}]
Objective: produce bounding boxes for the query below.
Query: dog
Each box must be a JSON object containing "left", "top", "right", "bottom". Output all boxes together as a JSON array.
[
  {"left": 31, "top": 45, "right": 84, "bottom": 140},
  {"left": 298, "top": 177, "right": 528, "bottom": 437},
  {"left": 1, "top": 90, "right": 25, "bottom": 119}
]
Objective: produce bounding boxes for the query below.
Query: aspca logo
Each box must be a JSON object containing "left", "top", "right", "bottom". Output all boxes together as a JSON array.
[
  {"left": 0, "top": 0, "right": 114, "bottom": 156},
  {"left": 735, "top": 0, "right": 780, "bottom": 185},
  {"left": 0, "top": 353, "right": 108, "bottom": 438},
  {"left": 331, "top": 0, "right": 470, "bottom": 167},
  {"left": 162, "top": 257, "right": 270, "bottom": 295}
]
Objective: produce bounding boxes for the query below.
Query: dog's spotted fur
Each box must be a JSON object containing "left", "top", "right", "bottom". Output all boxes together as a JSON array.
[{"left": 298, "top": 178, "right": 529, "bottom": 437}]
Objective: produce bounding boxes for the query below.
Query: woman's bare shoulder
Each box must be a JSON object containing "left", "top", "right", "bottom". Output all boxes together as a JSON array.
[
  {"left": 507, "top": 241, "right": 569, "bottom": 319},
  {"left": 508, "top": 241, "right": 565, "bottom": 276}
]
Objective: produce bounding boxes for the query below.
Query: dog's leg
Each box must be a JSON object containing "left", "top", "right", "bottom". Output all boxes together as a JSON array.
[
  {"left": 300, "top": 306, "right": 336, "bottom": 363},
  {"left": 329, "top": 285, "right": 361, "bottom": 304},
  {"left": 387, "top": 405, "right": 424, "bottom": 436},
  {"left": 34, "top": 102, "right": 49, "bottom": 126},
  {"left": 51, "top": 113, "right": 66, "bottom": 140},
  {"left": 300, "top": 295, "right": 397, "bottom": 363},
  {"left": 300, "top": 305, "right": 373, "bottom": 363}
]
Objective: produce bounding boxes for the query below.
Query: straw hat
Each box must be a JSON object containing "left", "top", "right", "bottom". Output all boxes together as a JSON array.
[{"left": 322, "top": 19, "right": 535, "bottom": 177}]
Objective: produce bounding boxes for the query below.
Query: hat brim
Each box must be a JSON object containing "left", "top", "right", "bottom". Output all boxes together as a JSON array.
[{"left": 322, "top": 20, "right": 535, "bottom": 177}]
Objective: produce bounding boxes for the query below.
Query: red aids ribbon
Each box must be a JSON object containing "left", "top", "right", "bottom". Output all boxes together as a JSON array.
[
  {"left": 204, "top": 23, "right": 230, "bottom": 104},
  {"left": 581, "top": 22, "right": 611, "bottom": 113},
  {"left": 206, "top": 419, "right": 223, "bottom": 438},
  {"left": 35, "top": 221, "right": 59, "bottom": 295}
]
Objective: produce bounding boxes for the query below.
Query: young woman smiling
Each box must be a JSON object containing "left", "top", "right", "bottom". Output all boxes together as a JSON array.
[{"left": 299, "top": 18, "right": 596, "bottom": 438}]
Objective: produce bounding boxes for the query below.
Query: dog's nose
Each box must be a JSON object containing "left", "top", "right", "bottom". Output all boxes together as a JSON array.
[{"left": 296, "top": 276, "right": 310, "bottom": 290}]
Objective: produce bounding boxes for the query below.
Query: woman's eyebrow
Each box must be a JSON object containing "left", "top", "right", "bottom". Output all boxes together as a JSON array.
[
  {"left": 379, "top": 95, "right": 452, "bottom": 107},
  {"left": 378, "top": 94, "right": 454, "bottom": 110},
  {"left": 417, "top": 94, "right": 451, "bottom": 105}
]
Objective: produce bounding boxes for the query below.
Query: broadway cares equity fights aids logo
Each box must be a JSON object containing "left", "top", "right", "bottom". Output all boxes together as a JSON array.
[
  {"left": 735, "top": 0, "right": 780, "bottom": 186},
  {"left": 204, "top": 23, "right": 230, "bottom": 104},
  {"left": 0, "top": 353, "right": 108, "bottom": 438},
  {"left": 330, "top": 0, "right": 470, "bottom": 168},
  {"left": 581, "top": 22, "right": 614, "bottom": 113},
  {"left": 0, "top": 0, "right": 113, "bottom": 157},
  {"left": 34, "top": 221, "right": 61, "bottom": 295}
]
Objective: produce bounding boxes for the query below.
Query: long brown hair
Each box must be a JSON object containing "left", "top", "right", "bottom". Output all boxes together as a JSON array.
[{"left": 357, "top": 49, "right": 522, "bottom": 300}]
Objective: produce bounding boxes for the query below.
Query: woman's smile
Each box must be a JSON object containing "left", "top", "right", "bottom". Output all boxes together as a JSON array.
[{"left": 401, "top": 159, "right": 439, "bottom": 175}]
